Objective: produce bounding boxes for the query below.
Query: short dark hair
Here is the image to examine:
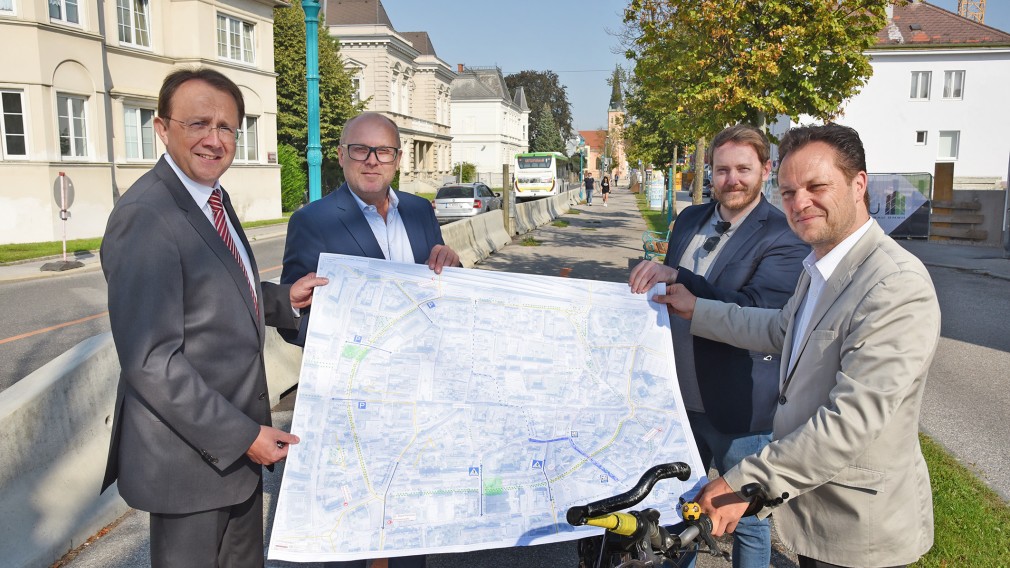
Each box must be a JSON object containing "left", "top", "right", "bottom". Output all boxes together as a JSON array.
[
  {"left": 779, "top": 123, "right": 869, "bottom": 207},
  {"left": 158, "top": 67, "right": 244, "bottom": 123},
  {"left": 707, "top": 123, "right": 770, "bottom": 164},
  {"left": 778, "top": 123, "right": 866, "bottom": 183}
]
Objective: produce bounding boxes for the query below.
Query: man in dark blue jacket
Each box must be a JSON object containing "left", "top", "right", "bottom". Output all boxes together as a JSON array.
[{"left": 629, "top": 124, "right": 808, "bottom": 568}]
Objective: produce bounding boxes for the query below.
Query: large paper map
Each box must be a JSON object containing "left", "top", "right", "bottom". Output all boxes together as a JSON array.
[{"left": 268, "top": 253, "right": 705, "bottom": 562}]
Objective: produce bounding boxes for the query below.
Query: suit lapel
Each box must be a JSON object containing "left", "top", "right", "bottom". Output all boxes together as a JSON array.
[
  {"left": 333, "top": 185, "right": 386, "bottom": 259},
  {"left": 157, "top": 158, "right": 259, "bottom": 330},
  {"left": 221, "top": 188, "right": 262, "bottom": 331},
  {"left": 668, "top": 203, "right": 713, "bottom": 267},
  {"left": 782, "top": 223, "right": 884, "bottom": 388}
]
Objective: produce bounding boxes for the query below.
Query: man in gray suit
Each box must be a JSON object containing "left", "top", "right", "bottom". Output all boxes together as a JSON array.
[
  {"left": 629, "top": 124, "right": 808, "bottom": 568},
  {"left": 658, "top": 124, "right": 940, "bottom": 567},
  {"left": 101, "top": 68, "right": 326, "bottom": 567}
]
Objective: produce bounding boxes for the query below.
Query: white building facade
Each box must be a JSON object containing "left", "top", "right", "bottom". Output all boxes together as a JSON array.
[
  {"left": 0, "top": 0, "right": 286, "bottom": 245},
  {"left": 450, "top": 65, "right": 529, "bottom": 185}
]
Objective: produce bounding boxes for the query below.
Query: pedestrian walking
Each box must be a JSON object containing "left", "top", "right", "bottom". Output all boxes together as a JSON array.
[
  {"left": 601, "top": 175, "right": 611, "bottom": 206},
  {"left": 585, "top": 172, "right": 595, "bottom": 205}
]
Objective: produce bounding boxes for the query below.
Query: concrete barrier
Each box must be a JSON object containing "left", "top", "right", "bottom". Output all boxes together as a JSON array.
[
  {"left": 440, "top": 219, "right": 480, "bottom": 268},
  {"left": 0, "top": 330, "right": 303, "bottom": 568}
]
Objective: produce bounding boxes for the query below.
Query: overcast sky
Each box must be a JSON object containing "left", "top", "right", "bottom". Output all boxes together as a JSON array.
[{"left": 377, "top": 1, "right": 1009, "bottom": 134}]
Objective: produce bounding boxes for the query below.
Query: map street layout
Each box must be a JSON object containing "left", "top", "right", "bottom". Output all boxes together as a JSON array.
[{"left": 269, "top": 254, "right": 705, "bottom": 563}]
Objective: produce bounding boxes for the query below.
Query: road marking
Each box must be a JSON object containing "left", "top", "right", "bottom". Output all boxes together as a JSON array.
[
  {"left": 1, "top": 265, "right": 284, "bottom": 346},
  {"left": 0, "top": 311, "right": 109, "bottom": 346}
]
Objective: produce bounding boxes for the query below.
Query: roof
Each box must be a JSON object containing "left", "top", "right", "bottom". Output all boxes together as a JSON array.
[
  {"left": 451, "top": 66, "right": 521, "bottom": 107},
  {"left": 875, "top": 1, "right": 1010, "bottom": 47},
  {"left": 579, "top": 129, "right": 607, "bottom": 150},
  {"left": 513, "top": 86, "right": 529, "bottom": 112},
  {"left": 324, "top": 0, "right": 393, "bottom": 27},
  {"left": 401, "top": 31, "right": 437, "bottom": 56}
]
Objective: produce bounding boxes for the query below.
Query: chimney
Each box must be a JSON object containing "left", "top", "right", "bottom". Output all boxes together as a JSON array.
[{"left": 457, "top": 63, "right": 464, "bottom": 73}]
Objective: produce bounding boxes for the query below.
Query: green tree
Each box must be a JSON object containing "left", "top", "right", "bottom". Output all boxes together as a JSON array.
[
  {"left": 623, "top": 0, "right": 893, "bottom": 140},
  {"left": 505, "top": 70, "right": 573, "bottom": 144},
  {"left": 274, "top": 3, "right": 365, "bottom": 188},
  {"left": 452, "top": 162, "right": 477, "bottom": 183},
  {"left": 278, "top": 143, "right": 307, "bottom": 211},
  {"left": 530, "top": 103, "right": 564, "bottom": 153}
]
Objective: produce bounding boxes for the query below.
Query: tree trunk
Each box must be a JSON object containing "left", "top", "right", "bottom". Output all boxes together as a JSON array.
[{"left": 693, "top": 136, "right": 706, "bottom": 205}]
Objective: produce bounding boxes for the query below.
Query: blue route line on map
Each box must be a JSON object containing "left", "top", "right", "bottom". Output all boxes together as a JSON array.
[
  {"left": 569, "top": 439, "right": 618, "bottom": 481},
  {"left": 528, "top": 437, "right": 569, "bottom": 444}
]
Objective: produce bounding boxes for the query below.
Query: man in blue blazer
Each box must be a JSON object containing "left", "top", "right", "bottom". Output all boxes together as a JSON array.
[
  {"left": 281, "top": 112, "right": 458, "bottom": 348},
  {"left": 629, "top": 124, "right": 808, "bottom": 568},
  {"left": 280, "top": 113, "right": 457, "bottom": 568}
]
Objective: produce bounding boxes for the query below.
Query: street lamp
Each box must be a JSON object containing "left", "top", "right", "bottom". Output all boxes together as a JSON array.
[
  {"left": 577, "top": 136, "right": 586, "bottom": 182},
  {"left": 303, "top": 0, "right": 322, "bottom": 202}
]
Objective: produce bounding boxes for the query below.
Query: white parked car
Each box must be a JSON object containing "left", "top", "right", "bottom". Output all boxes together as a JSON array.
[{"left": 432, "top": 183, "right": 503, "bottom": 224}]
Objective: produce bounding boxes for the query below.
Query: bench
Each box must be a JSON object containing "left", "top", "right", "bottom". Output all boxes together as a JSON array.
[{"left": 642, "top": 230, "right": 670, "bottom": 262}]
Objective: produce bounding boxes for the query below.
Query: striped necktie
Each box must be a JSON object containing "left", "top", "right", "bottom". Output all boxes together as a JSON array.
[{"left": 208, "top": 188, "right": 259, "bottom": 318}]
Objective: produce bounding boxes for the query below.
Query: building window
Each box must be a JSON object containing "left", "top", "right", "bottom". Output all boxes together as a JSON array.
[
  {"left": 915, "top": 130, "right": 927, "bottom": 145},
  {"left": 909, "top": 71, "right": 930, "bottom": 100},
  {"left": 117, "top": 0, "right": 150, "bottom": 47},
  {"left": 57, "top": 94, "right": 88, "bottom": 158},
  {"left": 942, "top": 70, "right": 964, "bottom": 100},
  {"left": 1, "top": 90, "right": 27, "bottom": 158},
  {"left": 1, "top": 0, "right": 15, "bottom": 14},
  {"left": 49, "top": 0, "right": 79, "bottom": 23},
  {"left": 235, "top": 116, "right": 258, "bottom": 161},
  {"left": 351, "top": 78, "right": 361, "bottom": 104},
  {"left": 216, "top": 14, "right": 254, "bottom": 64},
  {"left": 124, "top": 106, "right": 155, "bottom": 160},
  {"left": 938, "top": 131, "right": 959, "bottom": 160},
  {"left": 390, "top": 75, "right": 399, "bottom": 113}
]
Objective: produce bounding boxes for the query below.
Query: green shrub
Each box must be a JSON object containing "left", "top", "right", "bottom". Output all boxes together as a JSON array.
[
  {"left": 279, "top": 144, "right": 307, "bottom": 211},
  {"left": 452, "top": 162, "right": 477, "bottom": 183}
]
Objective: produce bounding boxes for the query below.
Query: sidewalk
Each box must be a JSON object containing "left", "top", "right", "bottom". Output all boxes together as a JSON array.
[{"left": 50, "top": 187, "right": 1010, "bottom": 567}]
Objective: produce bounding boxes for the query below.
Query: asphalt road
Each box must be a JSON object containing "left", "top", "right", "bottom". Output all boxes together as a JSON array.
[
  {"left": 0, "top": 234, "right": 288, "bottom": 392},
  {"left": 919, "top": 265, "right": 1010, "bottom": 501}
]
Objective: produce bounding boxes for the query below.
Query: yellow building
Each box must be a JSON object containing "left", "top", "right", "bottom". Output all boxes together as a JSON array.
[{"left": 0, "top": 0, "right": 286, "bottom": 244}]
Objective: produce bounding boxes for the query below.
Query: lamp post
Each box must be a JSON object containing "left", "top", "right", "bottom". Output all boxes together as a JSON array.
[
  {"left": 303, "top": 0, "right": 322, "bottom": 202},
  {"left": 577, "top": 136, "right": 586, "bottom": 182}
]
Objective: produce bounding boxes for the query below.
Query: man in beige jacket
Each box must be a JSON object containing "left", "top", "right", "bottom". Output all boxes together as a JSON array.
[{"left": 656, "top": 123, "right": 939, "bottom": 568}]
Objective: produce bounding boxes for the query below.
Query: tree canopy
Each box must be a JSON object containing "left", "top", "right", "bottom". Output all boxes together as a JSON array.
[
  {"left": 623, "top": 0, "right": 893, "bottom": 142},
  {"left": 274, "top": 3, "right": 365, "bottom": 188},
  {"left": 504, "top": 70, "right": 574, "bottom": 147},
  {"left": 530, "top": 103, "right": 565, "bottom": 153}
]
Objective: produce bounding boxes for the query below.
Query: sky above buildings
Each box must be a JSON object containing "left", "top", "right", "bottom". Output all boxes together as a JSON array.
[{"left": 377, "top": 1, "right": 1009, "bottom": 135}]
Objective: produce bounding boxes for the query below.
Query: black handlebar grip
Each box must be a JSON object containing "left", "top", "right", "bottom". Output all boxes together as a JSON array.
[{"left": 568, "top": 462, "right": 692, "bottom": 524}]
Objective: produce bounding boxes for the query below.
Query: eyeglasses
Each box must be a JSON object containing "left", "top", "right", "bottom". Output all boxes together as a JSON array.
[
  {"left": 164, "top": 117, "right": 238, "bottom": 141},
  {"left": 703, "top": 221, "right": 732, "bottom": 253},
  {"left": 342, "top": 144, "right": 400, "bottom": 163}
]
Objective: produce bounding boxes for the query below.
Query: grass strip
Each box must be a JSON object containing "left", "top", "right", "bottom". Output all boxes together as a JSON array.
[
  {"left": 0, "top": 213, "right": 293, "bottom": 263},
  {"left": 634, "top": 191, "right": 673, "bottom": 233},
  {"left": 913, "top": 433, "right": 1010, "bottom": 566},
  {"left": 551, "top": 220, "right": 570, "bottom": 228}
]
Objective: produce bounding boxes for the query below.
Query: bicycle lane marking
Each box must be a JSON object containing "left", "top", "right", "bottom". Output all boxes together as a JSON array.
[{"left": 0, "top": 264, "right": 283, "bottom": 346}]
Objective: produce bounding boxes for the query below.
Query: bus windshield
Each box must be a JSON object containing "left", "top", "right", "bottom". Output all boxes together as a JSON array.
[{"left": 517, "top": 156, "right": 553, "bottom": 169}]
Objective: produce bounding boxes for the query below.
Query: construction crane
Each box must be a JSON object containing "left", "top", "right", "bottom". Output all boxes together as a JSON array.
[{"left": 958, "top": 0, "right": 985, "bottom": 24}]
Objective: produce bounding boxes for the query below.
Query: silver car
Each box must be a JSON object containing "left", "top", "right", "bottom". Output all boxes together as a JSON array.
[{"left": 432, "top": 183, "right": 503, "bottom": 224}]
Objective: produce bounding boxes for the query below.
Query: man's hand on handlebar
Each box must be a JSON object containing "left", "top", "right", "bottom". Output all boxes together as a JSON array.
[{"left": 695, "top": 477, "right": 752, "bottom": 537}]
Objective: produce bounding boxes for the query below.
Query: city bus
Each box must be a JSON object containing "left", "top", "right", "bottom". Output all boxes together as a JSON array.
[{"left": 513, "top": 152, "right": 571, "bottom": 200}]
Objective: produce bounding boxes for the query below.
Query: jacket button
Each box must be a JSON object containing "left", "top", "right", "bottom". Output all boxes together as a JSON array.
[
  {"left": 778, "top": 395, "right": 788, "bottom": 405},
  {"left": 258, "top": 392, "right": 267, "bottom": 400}
]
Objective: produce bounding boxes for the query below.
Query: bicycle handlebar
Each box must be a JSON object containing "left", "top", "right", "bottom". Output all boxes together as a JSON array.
[{"left": 566, "top": 462, "right": 692, "bottom": 527}]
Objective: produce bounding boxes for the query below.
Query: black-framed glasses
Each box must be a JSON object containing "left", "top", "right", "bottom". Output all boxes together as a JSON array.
[
  {"left": 703, "top": 221, "right": 732, "bottom": 253},
  {"left": 342, "top": 143, "right": 400, "bottom": 163},
  {"left": 164, "top": 117, "right": 238, "bottom": 141}
]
